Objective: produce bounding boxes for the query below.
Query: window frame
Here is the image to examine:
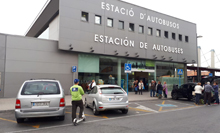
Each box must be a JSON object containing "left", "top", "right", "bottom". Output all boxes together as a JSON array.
[
  {"left": 95, "top": 15, "right": 102, "bottom": 25},
  {"left": 129, "top": 23, "right": 135, "bottom": 32},
  {"left": 172, "top": 32, "right": 176, "bottom": 40},
  {"left": 118, "top": 20, "right": 124, "bottom": 30},
  {"left": 139, "top": 25, "right": 144, "bottom": 34},
  {"left": 81, "top": 11, "right": 89, "bottom": 22},
  {"left": 185, "top": 36, "right": 189, "bottom": 43},
  {"left": 156, "top": 29, "right": 161, "bottom": 37},
  {"left": 164, "top": 31, "right": 169, "bottom": 39},
  {"left": 107, "top": 18, "right": 113, "bottom": 27},
  {"left": 148, "top": 27, "right": 153, "bottom": 35}
]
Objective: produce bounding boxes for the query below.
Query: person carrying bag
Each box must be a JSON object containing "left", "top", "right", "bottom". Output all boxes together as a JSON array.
[{"left": 138, "top": 80, "right": 144, "bottom": 95}]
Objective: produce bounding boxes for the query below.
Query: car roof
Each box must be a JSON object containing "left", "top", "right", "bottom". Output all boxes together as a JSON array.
[
  {"left": 25, "top": 79, "right": 59, "bottom": 82},
  {"left": 96, "top": 84, "right": 121, "bottom": 88}
]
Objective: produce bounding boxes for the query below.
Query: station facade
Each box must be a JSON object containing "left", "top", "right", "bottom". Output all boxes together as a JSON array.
[{"left": 0, "top": 0, "right": 197, "bottom": 97}]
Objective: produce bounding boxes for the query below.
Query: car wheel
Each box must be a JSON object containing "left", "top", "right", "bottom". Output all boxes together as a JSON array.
[
  {"left": 172, "top": 92, "right": 178, "bottom": 100},
  {"left": 93, "top": 103, "right": 99, "bottom": 115},
  {"left": 122, "top": 109, "right": 128, "bottom": 114},
  {"left": 59, "top": 115, "right": 65, "bottom": 121},
  {"left": 85, "top": 99, "right": 89, "bottom": 108},
  {"left": 16, "top": 118, "right": 24, "bottom": 123}
]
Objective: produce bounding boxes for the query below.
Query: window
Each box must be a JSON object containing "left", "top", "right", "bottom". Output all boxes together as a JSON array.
[
  {"left": 179, "top": 34, "right": 182, "bottom": 41},
  {"left": 95, "top": 15, "right": 101, "bottom": 24},
  {"left": 164, "top": 31, "right": 169, "bottom": 38},
  {"left": 148, "top": 27, "right": 153, "bottom": 35},
  {"left": 81, "top": 12, "right": 89, "bottom": 22},
  {"left": 185, "top": 36, "right": 189, "bottom": 42},
  {"left": 107, "top": 18, "right": 113, "bottom": 27},
  {"left": 156, "top": 29, "right": 161, "bottom": 37},
  {"left": 129, "top": 23, "right": 134, "bottom": 32},
  {"left": 119, "top": 20, "right": 124, "bottom": 29},
  {"left": 21, "top": 81, "right": 60, "bottom": 95},
  {"left": 100, "top": 87, "right": 125, "bottom": 94},
  {"left": 172, "top": 33, "right": 176, "bottom": 40},
  {"left": 139, "top": 25, "right": 144, "bottom": 33}
]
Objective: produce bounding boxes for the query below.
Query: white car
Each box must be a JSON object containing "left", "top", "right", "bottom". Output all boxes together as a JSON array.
[{"left": 85, "top": 85, "right": 129, "bottom": 115}]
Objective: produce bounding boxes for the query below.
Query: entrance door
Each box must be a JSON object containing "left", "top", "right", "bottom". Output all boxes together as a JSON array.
[{"left": 134, "top": 72, "right": 149, "bottom": 91}]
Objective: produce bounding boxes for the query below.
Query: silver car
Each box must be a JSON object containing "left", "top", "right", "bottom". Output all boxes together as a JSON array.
[
  {"left": 15, "top": 79, "right": 65, "bottom": 123},
  {"left": 85, "top": 85, "right": 129, "bottom": 115}
]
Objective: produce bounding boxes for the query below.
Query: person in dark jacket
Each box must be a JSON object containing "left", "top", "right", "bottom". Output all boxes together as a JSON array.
[
  {"left": 157, "top": 81, "right": 163, "bottom": 99},
  {"left": 204, "top": 82, "right": 214, "bottom": 106},
  {"left": 213, "top": 82, "right": 219, "bottom": 105}
]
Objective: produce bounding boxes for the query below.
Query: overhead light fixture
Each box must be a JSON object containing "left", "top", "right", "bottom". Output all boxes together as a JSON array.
[
  {"left": 192, "top": 60, "right": 196, "bottom": 63},
  {"left": 135, "top": 53, "right": 139, "bottom": 57},
  {"left": 125, "top": 51, "right": 129, "bottom": 56},
  {"left": 161, "top": 56, "right": 165, "bottom": 60},
  {"left": 114, "top": 50, "right": 118, "bottom": 55},
  {"left": 153, "top": 55, "right": 157, "bottom": 59},
  {"left": 183, "top": 58, "right": 187, "bottom": 62},
  {"left": 169, "top": 57, "right": 173, "bottom": 61},
  {"left": 90, "top": 47, "right": 94, "bottom": 52},
  {"left": 69, "top": 44, "right": 73, "bottom": 50}
]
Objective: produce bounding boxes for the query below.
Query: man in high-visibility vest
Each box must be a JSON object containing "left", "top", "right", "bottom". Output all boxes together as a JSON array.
[{"left": 70, "top": 79, "right": 84, "bottom": 122}]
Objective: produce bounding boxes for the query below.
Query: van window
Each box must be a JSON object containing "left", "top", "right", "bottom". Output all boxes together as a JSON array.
[
  {"left": 21, "top": 81, "right": 60, "bottom": 95},
  {"left": 100, "top": 87, "right": 124, "bottom": 94}
]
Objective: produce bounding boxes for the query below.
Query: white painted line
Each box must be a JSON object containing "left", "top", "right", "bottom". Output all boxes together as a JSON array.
[
  {"left": 135, "top": 103, "right": 159, "bottom": 113},
  {"left": 6, "top": 106, "right": 202, "bottom": 133}
]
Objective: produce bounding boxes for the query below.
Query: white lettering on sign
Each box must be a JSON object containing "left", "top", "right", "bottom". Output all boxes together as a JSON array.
[
  {"left": 152, "top": 44, "right": 184, "bottom": 54},
  {"left": 101, "top": 2, "right": 180, "bottom": 29},
  {"left": 95, "top": 34, "right": 135, "bottom": 47},
  {"left": 101, "top": 2, "right": 134, "bottom": 17}
]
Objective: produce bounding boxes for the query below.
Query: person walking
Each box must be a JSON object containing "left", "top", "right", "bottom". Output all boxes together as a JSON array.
[
  {"left": 138, "top": 80, "right": 144, "bottom": 95},
  {"left": 163, "top": 81, "right": 168, "bottom": 98},
  {"left": 213, "top": 82, "right": 219, "bottom": 105},
  {"left": 88, "top": 80, "right": 96, "bottom": 90},
  {"left": 150, "top": 80, "right": 156, "bottom": 97},
  {"left": 133, "top": 80, "right": 138, "bottom": 94},
  {"left": 194, "top": 82, "right": 204, "bottom": 105},
  {"left": 70, "top": 79, "right": 85, "bottom": 122},
  {"left": 157, "top": 81, "right": 163, "bottom": 99},
  {"left": 204, "top": 82, "right": 214, "bottom": 106}
]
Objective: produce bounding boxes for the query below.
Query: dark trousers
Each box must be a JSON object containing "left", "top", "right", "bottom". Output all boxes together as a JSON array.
[
  {"left": 163, "top": 91, "right": 167, "bottom": 98},
  {"left": 139, "top": 89, "right": 143, "bottom": 95},
  {"left": 195, "top": 93, "right": 201, "bottom": 104},
  {"left": 204, "top": 92, "right": 211, "bottom": 105},
  {"left": 215, "top": 92, "right": 219, "bottom": 104},
  {"left": 150, "top": 89, "right": 155, "bottom": 97},
  {"left": 72, "top": 100, "right": 84, "bottom": 120}
]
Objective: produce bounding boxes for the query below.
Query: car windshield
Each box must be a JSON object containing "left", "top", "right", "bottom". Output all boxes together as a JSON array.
[
  {"left": 100, "top": 87, "right": 124, "bottom": 94},
  {"left": 21, "top": 81, "right": 60, "bottom": 95}
]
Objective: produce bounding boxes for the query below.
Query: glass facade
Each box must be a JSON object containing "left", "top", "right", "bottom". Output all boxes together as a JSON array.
[{"left": 78, "top": 54, "right": 185, "bottom": 92}]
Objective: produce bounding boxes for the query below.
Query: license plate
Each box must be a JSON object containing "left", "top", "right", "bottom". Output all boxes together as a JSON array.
[
  {"left": 109, "top": 98, "right": 120, "bottom": 101},
  {"left": 33, "top": 102, "right": 49, "bottom": 106}
]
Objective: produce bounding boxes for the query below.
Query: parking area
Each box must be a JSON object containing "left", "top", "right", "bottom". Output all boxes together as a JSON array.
[{"left": 0, "top": 99, "right": 202, "bottom": 133}]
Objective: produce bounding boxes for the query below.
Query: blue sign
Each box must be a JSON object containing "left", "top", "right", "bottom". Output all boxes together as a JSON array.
[
  {"left": 177, "top": 69, "right": 183, "bottom": 75},
  {"left": 125, "top": 63, "right": 132, "bottom": 71},
  {"left": 209, "top": 73, "right": 213, "bottom": 77},
  {"left": 72, "top": 66, "right": 77, "bottom": 72},
  {"left": 156, "top": 104, "right": 177, "bottom": 107}
]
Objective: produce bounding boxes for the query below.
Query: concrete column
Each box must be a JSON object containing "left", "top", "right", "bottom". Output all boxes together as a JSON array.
[
  {"left": 184, "top": 64, "right": 187, "bottom": 83},
  {"left": 198, "top": 46, "right": 201, "bottom": 67},
  {"left": 117, "top": 59, "right": 121, "bottom": 87},
  {"left": 211, "top": 49, "right": 215, "bottom": 68}
]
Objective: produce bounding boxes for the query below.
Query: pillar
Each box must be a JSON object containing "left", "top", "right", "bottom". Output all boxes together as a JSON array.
[
  {"left": 211, "top": 49, "right": 215, "bottom": 68},
  {"left": 117, "top": 59, "right": 121, "bottom": 87}
]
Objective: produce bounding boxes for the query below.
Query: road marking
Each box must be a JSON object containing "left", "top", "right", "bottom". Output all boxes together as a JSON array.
[
  {"left": 0, "top": 117, "right": 40, "bottom": 129},
  {"left": 6, "top": 105, "right": 202, "bottom": 133},
  {"left": 161, "top": 106, "right": 195, "bottom": 112},
  {"left": 129, "top": 107, "right": 152, "bottom": 113},
  {"left": 134, "top": 103, "right": 159, "bottom": 113},
  {"left": 158, "top": 101, "right": 165, "bottom": 111},
  {"left": 65, "top": 112, "right": 108, "bottom": 119}
]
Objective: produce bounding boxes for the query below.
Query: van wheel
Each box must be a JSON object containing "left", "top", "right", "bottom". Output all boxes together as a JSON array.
[
  {"left": 85, "top": 99, "right": 89, "bottom": 108},
  {"left": 172, "top": 92, "right": 178, "bottom": 100},
  {"left": 59, "top": 116, "right": 65, "bottom": 121},
  {"left": 122, "top": 109, "right": 128, "bottom": 114},
  {"left": 93, "top": 104, "right": 99, "bottom": 115},
  {"left": 16, "top": 118, "right": 24, "bottom": 123}
]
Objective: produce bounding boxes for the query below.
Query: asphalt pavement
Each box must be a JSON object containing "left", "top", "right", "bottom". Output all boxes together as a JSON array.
[{"left": 1, "top": 98, "right": 219, "bottom": 133}]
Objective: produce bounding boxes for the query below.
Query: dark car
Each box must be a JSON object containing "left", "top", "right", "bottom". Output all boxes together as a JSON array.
[{"left": 171, "top": 76, "right": 216, "bottom": 102}]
